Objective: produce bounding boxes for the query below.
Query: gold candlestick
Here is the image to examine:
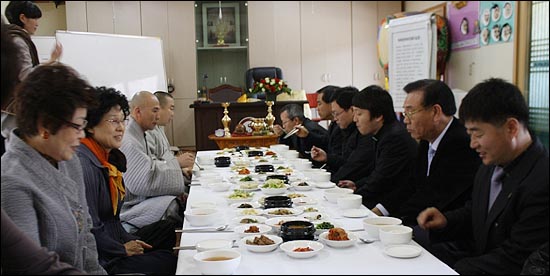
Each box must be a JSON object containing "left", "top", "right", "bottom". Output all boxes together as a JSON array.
[
  {"left": 265, "top": 101, "right": 275, "bottom": 134},
  {"left": 221, "top": 102, "right": 232, "bottom": 137}
]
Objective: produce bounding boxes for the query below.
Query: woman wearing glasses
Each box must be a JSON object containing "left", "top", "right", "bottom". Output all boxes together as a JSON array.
[
  {"left": 76, "top": 86, "right": 176, "bottom": 275},
  {"left": 0, "top": 64, "right": 106, "bottom": 274}
]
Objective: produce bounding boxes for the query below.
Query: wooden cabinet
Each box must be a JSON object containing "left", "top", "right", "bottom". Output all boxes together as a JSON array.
[
  {"left": 249, "top": 1, "right": 401, "bottom": 92},
  {"left": 190, "top": 101, "right": 307, "bottom": 150},
  {"left": 300, "top": 1, "right": 352, "bottom": 92},
  {"left": 248, "top": 1, "right": 302, "bottom": 93}
]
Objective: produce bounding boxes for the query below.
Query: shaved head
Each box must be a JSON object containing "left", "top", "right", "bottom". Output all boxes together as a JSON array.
[{"left": 130, "top": 91, "right": 160, "bottom": 131}]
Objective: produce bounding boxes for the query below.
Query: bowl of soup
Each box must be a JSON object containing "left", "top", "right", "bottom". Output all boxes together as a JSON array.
[{"left": 193, "top": 249, "right": 241, "bottom": 275}]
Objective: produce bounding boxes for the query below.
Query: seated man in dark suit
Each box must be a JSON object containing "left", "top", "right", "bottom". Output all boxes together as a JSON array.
[
  {"left": 310, "top": 87, "right": 374, "bottom": 183},
  {"left": 273, "top": 103, "right": 328, "bottom": 159},
  {"left": 417, "top": 78, "right": 549, "bottom": 275},
  {"left": 338, "top": 85, "right": 417, "bottom": 216},
  {"left": 398, "top": 79, "right": 481, "bottom": 225},
  {"left": 316, "top": 85, "right": 343, "bottom": 158}
]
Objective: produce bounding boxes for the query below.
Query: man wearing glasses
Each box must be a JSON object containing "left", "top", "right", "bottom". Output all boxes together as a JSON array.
[
  {"left": 397, "top": 79, "right": 480, "bottom": 249},
  {"left": 310, "top": 87, "right": 374, "bottom": 183},
  {"left": 273, "top": 103, "right": 328, "bottom": 160}
]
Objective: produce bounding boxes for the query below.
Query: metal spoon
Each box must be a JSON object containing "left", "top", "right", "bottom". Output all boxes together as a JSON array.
[
  {"left": 175, "top": 224, "right": 229, "bottom": 233},
  {"left": 359, "top": 237, "right": 375, "bottom": 244},
  {"left": 173, "top": 239, "right": 238, "bottom": 251}
]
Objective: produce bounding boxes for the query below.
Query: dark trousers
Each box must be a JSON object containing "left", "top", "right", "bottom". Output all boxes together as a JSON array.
[{"left": 105, "top": 250, "right": 177, "bottom": 275}]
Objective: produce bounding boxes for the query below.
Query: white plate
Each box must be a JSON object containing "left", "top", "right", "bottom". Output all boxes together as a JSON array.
[
  {"left": 318, "top": 231, "right": 357, "bottom": 248},
  {"left": 231, "top": 215, "right": 267, "bottom": 225},
  {"left": 280, "top": 240, "right": 324, "bottom": 259},
  {"left": 236, "top": 208, "right": 264, "bottom": 216},
  {"left": 292, "top": 197, "right": 318, "bottom": 206},
  {"left": 264, "top": 207, "right": 303, "bottom": 217},
  {"left": 233, "top": 224, "right": 272, "bottom": 237},
  {"left": 342, "top": 209, "right": 370, "bottom": 218},
  {"left": 315, "top": 182, "right": 336, "bottom": 189},
  {"left": 384, "top": 244, "right": 422, "bottom": 258},
  {"left": 290, "top": 181, "right": 313, "bottom": 191},
  {"left": 240, "top": 234, "right": 283, "bottom": 253},
  {"left": 230, "top": 202, "right": 261, "bottom": 209},
  {"left": 301, "top": 212, "right": 329, "bottom": 222}
]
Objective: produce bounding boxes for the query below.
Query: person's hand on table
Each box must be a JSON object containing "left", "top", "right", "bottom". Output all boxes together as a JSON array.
[
  {"left": 310, "top": 146, "right": 327, "bottom": 162},
  {"left": 337, "top": 180, "right": 356, "bottom": 191},
  {"left": 417, "top": 207, "right": 447, "bottom": 230}
]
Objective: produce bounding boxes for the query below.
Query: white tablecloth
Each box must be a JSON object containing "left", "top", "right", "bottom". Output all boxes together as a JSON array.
[{"left": 176, "top": 151, "right": 457, "bottom": 275}]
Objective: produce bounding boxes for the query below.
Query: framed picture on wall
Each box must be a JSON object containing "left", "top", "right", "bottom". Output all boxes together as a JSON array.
[{"left": 202, "top": 2, "right": 240, "bottom": 47}]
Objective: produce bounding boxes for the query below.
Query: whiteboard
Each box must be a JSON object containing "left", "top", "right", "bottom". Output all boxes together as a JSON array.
[
  {"left": 56, "top": 31, "right": 167, "bottom": 100},
  {"left": 388, "top": 13, "right": 437, "bottom": 112},
  {"left": 31, "top": 36, "right": 57, "bottom": 64}
]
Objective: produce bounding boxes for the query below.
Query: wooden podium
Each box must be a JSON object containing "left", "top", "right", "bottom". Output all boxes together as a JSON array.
[
  {"left": 208, "top": 134, "right": 280, "bottom": 149},
  {"left": 190, "top": 101, "right": 307, "bottom": 150}
]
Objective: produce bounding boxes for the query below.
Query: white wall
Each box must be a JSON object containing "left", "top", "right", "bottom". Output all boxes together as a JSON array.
[{"left": 404, "top": 1, "right": 514, "bottom": 92}]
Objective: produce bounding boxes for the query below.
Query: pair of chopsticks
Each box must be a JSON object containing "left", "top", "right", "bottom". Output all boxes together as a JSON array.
[{"left": 283, "top": 124, "right": 302, "bottom": 139}]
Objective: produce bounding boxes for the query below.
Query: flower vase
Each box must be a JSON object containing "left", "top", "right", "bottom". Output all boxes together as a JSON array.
[{"left": 265, "top": 93, "right": 278, "bottom": 102}]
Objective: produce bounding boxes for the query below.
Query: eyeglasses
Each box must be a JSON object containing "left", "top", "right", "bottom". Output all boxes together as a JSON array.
[
  {"left": 106, "top": 118, "right": 129, "bottom": 127},
  {"left": 282, "top": 120, "right": 291, "bottom": 126},
  {"left": 402, "top": 108, "right": 425, "bottom": 120},
  {"left": 332, "top": 110, "right": 345, "bottom": 118},
  {"left": 62, "top": 119, "right": 88, "bottom": 131}
]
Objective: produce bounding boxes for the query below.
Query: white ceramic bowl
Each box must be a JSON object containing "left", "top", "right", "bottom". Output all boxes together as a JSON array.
[
  {"left": 318, "top": 231, "right": 358, "bottom": 248},
  {"left": 337, "top": 194, "right": 363, "bottom": 209},
  {"left": 293, "top": 161, "right": 312, "bottom": 170},
  {"left": 379, "top": 225, "right": 413, "bottom": 245},
  {"left": 196, "top": 239, "right": 234, "bottom": 252},
  {"left": 210, "top": 182, "right": 232, "bottom": 192},
  {"left": 270, "top": 144, "right": 289, "bottom": 152},
  {"left": 233, "top": 224, "right": 272, "bottom": 237},
  {"left": 240, "top": 234, "right": 283, "bottom": 253},
  {"left": 312, "top": 171, "right": 331, "bottom": 182},
  {"left": 184, "top": 208, "right": 221, "bottom": 226},
  {"left": 193, "top": 249, "right": 241, "bottom": 275},
  {"left": 196, "top": 155, "right": 213, "bottom": 165},
  {"left": 363, "top": 217, "right": 403, "bottom": 239},
  {"left": 282, "top": 150, "right": 299, "bottom": 159},
  {"left": 314, "top": 181, "right": 337, "bottom": 189},
  {"left": 279, "top": 240, "right": 324, "bottom": 259},
  {"left": 190, "top": 201, "right": 217, "bottom": 209},
  {"left": 323, "top": 188, "right": 354, "bottom": 203}
]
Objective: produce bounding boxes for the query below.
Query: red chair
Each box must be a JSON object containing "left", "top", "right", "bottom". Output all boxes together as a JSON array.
[{"left": 306, "top": 93, "right": 321, "bottom": 122}]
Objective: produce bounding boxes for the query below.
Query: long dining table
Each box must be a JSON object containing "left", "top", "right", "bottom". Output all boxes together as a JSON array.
[{"left": 176, "top": 150, "right": 457, "bottom": 275}]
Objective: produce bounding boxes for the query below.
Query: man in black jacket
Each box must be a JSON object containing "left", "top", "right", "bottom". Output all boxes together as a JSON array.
[
  {"left": 310, "top": 87, "right": 374, "bottom": 183},
  {"left": 417, "top": 78, "right": 549, "bottom": 275},
  {"left": 273, "top": 103, "right": 328, "bottom": 159},
  {"left": 338, "top": 85, "right": 417, "bottom": 216},
  {"left": 398, "top": 79, "right": 480, "bottom": 226}
]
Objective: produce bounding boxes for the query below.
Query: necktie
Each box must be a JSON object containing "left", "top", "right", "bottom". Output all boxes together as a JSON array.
[
  {"left": 488, "top": 166, "right": 505, "bottom": 212},
  {"left": 427, "top": 146, "right": 436, "bottom": 176}
]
